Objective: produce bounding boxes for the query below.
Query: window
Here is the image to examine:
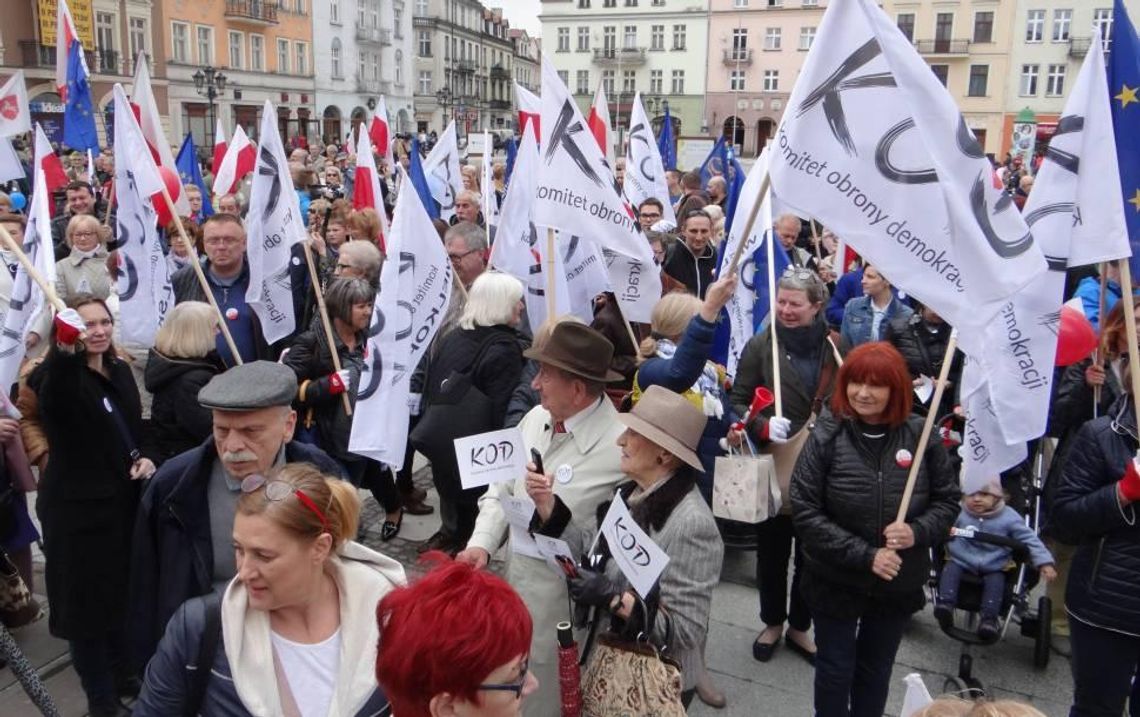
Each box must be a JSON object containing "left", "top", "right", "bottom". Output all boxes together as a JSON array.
[
  {"left": 763, "top": 69, "right": 778, "bottom": 91},
  {"left": 196, "top": 26, "right": 213, "bottom": 65},
  {"left": 768, "top": 0, "right": 782, "bottom": 6},
  {"left": 172, "top": 22, "right": 188, "bottom": 63},
  {"left": 329, "top": 38, "right": 342, "bottom": 78},
  {"left": 418, "top": 70, "right": 432, "bottom": 94},
  {"left": 277, "top": 38, "right": 289, "bottom": 73},
  {"left": 1046, "top": 64, "right": 1066, "bottom": 95},
  {"left": 622, "top": 69, "right": 635, "bottom": 94},
  {"left": 731, "top": 28, "right": 747, "bottom": 58},
  {"left": 764, "top": 27, "right": 781, "bottom": 50},
  {"left": 296, "top": 42, "right": 308, "bottom": 75},
  {"left": 357, "top": 0, "right": 365, "bottom": 27},
  {"left": 967, "top": 64, "right": 988, "bottom": 96},
  {"left": 1020, "top": 64, "right": 1039, "bottom": 95},
  {"left": 358, "top": 51, "right": 365, "bottom": 80},
  {"left": 650, "top": 69, "right": 662, "bottom": 93},
  {"left": 973, "top": 12, "right": 993, "bottom": 43},
  {"left": 371, "top": 51, "right": 379, "bottom": 81},
  {"left": 897, "top": 13, "right": 915, "bottom": 42},
  {"left": 395, "top": 50, "right": 403, "bottom": 85},
  {"left": 129, "top": 17, "right": 147, "bottom": 64},
  {"left": 603, "top": 26, "right": 616, "bottom": 51},
  {"left": 730, "top": 70, "right": 745, "bottom": 91},
  {"left": 250, "top": 35, "right": 264, "bottom": 71},
  {"left": 671, "top": 69, "right": 684, "bottom": 94},
  {"left": 651, "top": 25, "right": 664, "bottom": 50},
  {"left": 228, "top": 31, "right": 244, "bottom": 69},
  {"left": 557, "top": 70, "right": 569, "bottom": 87},
  {"left": 578, "top": 27, "right": 590, "bottom": 51},
  {"left": 652, "top": 0, "right": 664, "bottom": 5},
  {"left": 604, "top": 0, "right": 615, "bottom": 6},
  {"left": 96, "top": 12, "right": 115, "bottom": 53},
  {"left": 331, "top": 0, "right": 340, "bottom": 23},
  {"left": 1094, "top": 8, "right": 1113, "bottom": 51},
  {"left": 625, "top": 0, "right": 637, "bottom": 5},
  {"left": 576, "top": 69, "right": 590, "bottom": 94},
  {"left": 415, "top": 0, "right": 428, "bottom": 14},
  {"left": 557, "top": 27, "right": 569, "bottom": 52},
  {"left": 1053, "top": 9, "right": 1071, "bottom": 42},
  {"left": 393, "top": 7, "right": 402, "bottom": 36},
  {"left": 579, "top": 0, "right": 590, "bottom": 6},
  {"left": 930, "top": 64, "right": 949, "bottom": 86},
  {"left": 734, "top": 0, "right": 747, "bottom": 5},
  {"left": 602, "top": 69, "right": 615, "bottom": 95},
  {"left": 418, "top": 30, "right": 431, "bottom": 56},
  {"left": 799, "top": 27, "right": 816, "bottom": 50},
  {"left": 1026, "top": 9, "right": 1044, "bottom": 42},
  {"left": 624, "top": 26, "right": 637, "bottom": 49},
  {"left": 803, "top": 0, "right": 817, "bottom": 5},
  {"left": 672, "top": 25, "right": 686, "bottom": 50}
]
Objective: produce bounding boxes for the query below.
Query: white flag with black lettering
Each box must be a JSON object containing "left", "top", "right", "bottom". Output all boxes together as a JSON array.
[
  {"left": 767, "top": 0, "right": 1046, "bottom": 355},
  {"left": 624, "top": 93, "right": 677, "bottom": 228},
  {"left": 111, "top": 84, "right": 171, "bottom": 348},
  {"left": 245, "top": 101, "right": 305, "bottom": 345},
  {"left": 423, "top": 121, "right": 464, "bottom": 221},
  {"left": 349, "top": 166, "right": 453, "bottom": 466}
]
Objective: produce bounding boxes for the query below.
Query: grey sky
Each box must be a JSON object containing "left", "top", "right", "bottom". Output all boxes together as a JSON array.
[{"left": 496, "top": 0, "right": 542, "bottom": 36}]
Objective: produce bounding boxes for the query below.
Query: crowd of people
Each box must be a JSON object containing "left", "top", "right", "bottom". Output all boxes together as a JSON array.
[{"left": 0, "top": 129, "right": 1131, "bottom": 717}]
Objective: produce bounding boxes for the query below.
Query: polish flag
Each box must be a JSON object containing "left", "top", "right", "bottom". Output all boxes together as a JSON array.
[
  {"left": 212, "top": 125, "right": 255, "bottom": 197},
  {"left": 353, "top": 127, "right": 389, "bottom": 252},
  {"left": 515, "top": 83, "right": 540, "bottom": 141},
  {"left": 132, "top": 55, "right": 188, "bottom": 213},
  {"left": 54, "top": 0, "right": 87, "bottom": 101},
  {"left": 368, "top": 95, "right": 394, "bottom": 169},
  {"left": 35, "top": 125, "right": 68, "bottom": 215},
  {"left": 587, "top": 83, "right": 615, "bottom": 168},
  {"left": 211, "top": 116, "right": 227, "bottom": 178}
]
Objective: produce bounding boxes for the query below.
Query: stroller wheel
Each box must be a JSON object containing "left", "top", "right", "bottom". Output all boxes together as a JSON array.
[
  {"left": 965, "top": 676, "right": 988, "bottom": 700},
  {"left": 1034, "top": 596, "right": 1052, "bottom": 669},
  {"left": 943, "top": 676, "right": 970, "bottom": 698}
]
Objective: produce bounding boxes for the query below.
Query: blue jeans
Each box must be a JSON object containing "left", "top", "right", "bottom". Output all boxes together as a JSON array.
[
  {"left": 813, "top": 611, "right": 908, "bottom": 717},
  {"left": 938, "top": 562, "right": 1006, "bottom": 619}
]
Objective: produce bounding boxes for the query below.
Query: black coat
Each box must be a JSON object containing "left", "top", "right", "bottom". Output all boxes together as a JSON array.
[
  {"left": 662, "top": 241, "right": 717, "bottom": 299},
  {"left": 282, "top": 325, "right": 366, "bottom": 463},
  {"left": 883, "top": 313, "right": 962, "bottom": 417},
  {"left": 31, "top": 349, "right": 148, "bottom": 640},
  {"left": 128, "top": 438, "right": 343, "bottom": 671},
  {"left": 143, "top": 349, "right": 222, "bottom": 464},
  {"left": 1053, "top": 395, "right": 1140, "bottom": 636},
  {"left": 790, "top": 411, "right": 960, "bottom": 619},
  {"left": 423, "top": 324, "right": 527, "bottom": 426}
]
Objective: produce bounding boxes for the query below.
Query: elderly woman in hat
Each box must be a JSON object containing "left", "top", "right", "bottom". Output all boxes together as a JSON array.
[{"left": 527, "top": 385, "right": 724, "bottom": 708}]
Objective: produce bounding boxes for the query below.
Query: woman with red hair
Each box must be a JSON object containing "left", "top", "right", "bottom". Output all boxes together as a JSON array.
[
  {"left": 791, "top": 342, "right": 959, "bottom": 717},
  {"left": 375, "top": 556, "right": 537, "bottom": 715}
]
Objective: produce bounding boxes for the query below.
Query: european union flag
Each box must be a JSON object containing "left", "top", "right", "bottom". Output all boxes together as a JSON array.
[
  {"left": 408, "top": 139, "right": 439, "bottom": 220},
  {"left": 176, "top": 133, "right": 213, "bottom": 218},
  {"left": 62, "top": 40, "right": 99, "bottom": 152},
  {"left": 504, "top": 136, "right": 518, "bottom": 188},
  {"left": 1111, "top": 0, "right": 1140, "bottom": 272},
  {"left": 698, "top": 136, "right": 727, "bottom": 188},
  {"left": 657, "top": 104, "right": 676, "bottom": 171}
]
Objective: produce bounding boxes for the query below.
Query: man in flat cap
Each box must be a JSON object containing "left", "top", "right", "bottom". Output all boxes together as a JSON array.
[{"left": 127, "top": 361, "right": 344, "bottom": 672}]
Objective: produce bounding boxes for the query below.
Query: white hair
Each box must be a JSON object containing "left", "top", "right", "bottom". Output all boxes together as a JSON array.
[{"left": 459, "top": 271, "right": 524, "bottom": 330}]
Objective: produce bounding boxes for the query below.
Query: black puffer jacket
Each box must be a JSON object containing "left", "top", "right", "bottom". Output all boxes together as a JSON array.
[
  {"left": 1053, "top": 394, "right": 1140, "bottom": 636},
  {"left": 144, "top": 349, "right": 222, "bottom": 464},
  {"left": 422, "top": 324, "right": 528, "bottom": 424},
  {"left": 883, "top": 312, "right": 962, "bottom": 417},
  {"left": 282, "top": 325, "right": 366, "bottom": 462},
  {"left": 791, "top": 410, "right": 960, "bottom": 618}
]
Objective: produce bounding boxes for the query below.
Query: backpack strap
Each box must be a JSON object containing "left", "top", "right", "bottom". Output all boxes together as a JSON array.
[{"left": 184, "top": 591, "right": 223, "bottom": 717}]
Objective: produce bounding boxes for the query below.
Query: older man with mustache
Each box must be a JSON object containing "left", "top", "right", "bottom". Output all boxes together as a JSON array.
[{"left": 127, "top": 361, "right": 344, "bottom": 674}]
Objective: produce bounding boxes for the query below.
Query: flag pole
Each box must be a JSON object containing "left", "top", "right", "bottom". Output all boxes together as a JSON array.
[
  {"left": 1118, "top": 262, "right": 1140, "bottom": 424},
  {"left": 765, "top": 194, "right": 783, "bottom": 418},
  {"left": 613, "top": 298, "right": 640, "bottom": 362},
  {"left": 724, "top": 172, "right": 770, "bottom": 276},
  {"left": 894, "top": 330, "right": 959, "bottom": 524},
  {"left": 0, "top": 225, "right": 65, "bottom": 313},
  {"left": 546, "top": 227, "right": 557, "bottom": 320},
  {"left": 809, "top": 218, "right": 823, "bottom": 265},
  {"left": 1094, "top": 262, "right": 1109, "bottom": 413},
  {"left": 102, "top": 179, "right": 116, "bottom": 226},
  {"left": 301, "top": 241, "right": 352, "bottom": 417},
  {"left": 158, "top": 185, "right": 243, "bottom": 365}
]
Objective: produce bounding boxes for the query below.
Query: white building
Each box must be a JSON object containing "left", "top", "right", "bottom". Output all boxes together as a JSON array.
[{"left": 313, "top": 0, "right": 415, "bottom": 147}]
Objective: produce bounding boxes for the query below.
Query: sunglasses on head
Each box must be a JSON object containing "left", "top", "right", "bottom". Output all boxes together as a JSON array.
[{"left": 240, "top": 474, "right": 330, "bottom": 533}]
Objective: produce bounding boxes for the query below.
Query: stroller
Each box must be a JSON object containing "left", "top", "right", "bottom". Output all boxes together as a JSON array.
[{"left": 928, "top": 413, "right": 1052, "bottom": 699}]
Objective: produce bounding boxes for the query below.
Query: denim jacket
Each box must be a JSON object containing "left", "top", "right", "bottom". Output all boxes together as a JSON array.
[{"left": 840, "top": 295, "right": 913, "bottom": 348}]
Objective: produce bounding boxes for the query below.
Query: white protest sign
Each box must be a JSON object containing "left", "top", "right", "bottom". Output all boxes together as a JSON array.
[
  {"left": 599, "top": 494, "right": 670, "bottom": 599},
  {"left": 454, "top": 426, "right": 528, "bottom": 489},
  {"left": 535, "top": 534, "right": 578, "bottom": 578},
  {"left": 502, "top": 494, "right": 543, "bottom": 559}
]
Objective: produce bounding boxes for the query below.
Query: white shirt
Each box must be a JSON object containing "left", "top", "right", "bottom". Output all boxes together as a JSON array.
[{"left": 271, "top": 628, "right": 342, "bottom": 717}]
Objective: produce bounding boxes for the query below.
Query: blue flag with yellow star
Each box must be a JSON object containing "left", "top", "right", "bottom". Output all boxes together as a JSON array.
[
  {"left": 1111, "top": 0, "right": 1140, "bottom": 271},
  {"left": 176, "top": 133, "right": 213, "bottom": 218},
  {"left": 62, "top": 40, "right": 99, "bottom": 152}
]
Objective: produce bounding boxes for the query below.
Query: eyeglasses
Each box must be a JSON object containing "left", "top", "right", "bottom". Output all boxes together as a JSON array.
[
  {"left": 640, "top": 212, "right": 662, "bottom": 221},
  {"left": 240, "top": 474, "right": 331, "bottom": 534},
  {"left": 448, "top": 248, "right": 480, "bottom": 263},
  {"left": 477, "top": 658, "right": 529, "bottom": 699},
  {"left": 205, "top": 236, "right": 243, "bottom": 247},
  {"left": 72, "top": 230, "right": 99, "bottom": 239},
  {"left": 782, "top": 266, "right": 818, "bottom": 282}
]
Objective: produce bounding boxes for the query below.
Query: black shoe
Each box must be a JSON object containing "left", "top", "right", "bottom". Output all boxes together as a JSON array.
[
  {"left": 933, "top": 602, "right": 953, "bottom": 628},
  {"left": 402, "top": 495, "right": 434, "bottom": 516},
  {"left": 977, "top": 617, "right": 1000, "bottom": 641},
  {"left": 751, "top": 634, "right": 781, "bottom": 662},
  {"left": 116, "top": 674, "right": 143, "bottom": 700},
  {"left": 786, "top": 635, "right": 817, "bottom": 666},
  {"left": 418, "top": 531, "right": 458, "bottom": 554},
  {"left": 380, "top": 510, "right": 404, "bottom": 542}
]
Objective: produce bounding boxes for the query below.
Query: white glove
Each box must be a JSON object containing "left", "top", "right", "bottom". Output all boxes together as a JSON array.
[
  {"left": 767, "top": 416, "right": 792, "bottom": 444},
  {"left": 328, "top": 368, "right": 352, "bottom": 395}
]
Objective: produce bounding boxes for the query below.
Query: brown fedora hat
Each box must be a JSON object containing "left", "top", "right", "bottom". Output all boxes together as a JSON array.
[
  {"left": 618, "top": 385, "right": 705, "bottom": 472},
  {"left": 523, "top": 323, "right": 625, "bottom": 383}
]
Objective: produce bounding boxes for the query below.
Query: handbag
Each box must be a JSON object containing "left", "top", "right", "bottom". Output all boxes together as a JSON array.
[
  {"left": 713, "top": 436, "right": 781, "bottom": 524},
  {"left": 0, "top": 548, "right": 41, "bottom": 630},
  {"left": 580, "top": 596, "right": 686, "bottom": 717}
]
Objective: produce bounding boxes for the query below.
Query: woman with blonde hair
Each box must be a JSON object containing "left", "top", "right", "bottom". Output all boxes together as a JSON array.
[
  {"left": 135, "top": 463, "right": 405, "bottom": 715},
  {"left": 346, "top": 208, "right": 385, "bottom": 253},
  {"left": 143, "top": 302, "right": 223, "bottom": 463},
  {"left": 911, "top": 697, "right": 1047, "bottom": 717},
  {"left": 56, "top": 215, "right": 112, "bottom": 304}
]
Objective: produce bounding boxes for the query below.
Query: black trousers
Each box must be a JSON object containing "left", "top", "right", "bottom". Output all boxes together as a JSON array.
[
  {"left": 1070, "top": 617, "right": 1140, "bottom": 717},
  {"left": 755, "top": 514, "right": 811, "bottom": 631},
  {"left": 433, "top": 460, "right": 487, "bottom": 544},
  {"left": 346, "top": 458, "right": 402, "bottom": 514},
  {"left": 69, "top": 629, "right": 128, "bottom": 710},
  {"left": 813, "top": 611, "right": 908, "bottom": 717}
]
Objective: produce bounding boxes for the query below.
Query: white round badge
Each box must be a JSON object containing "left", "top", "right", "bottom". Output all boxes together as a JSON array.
[
  {"left": 555, "top": 464, "right": 574, "bottom": 485},
  {"left": 225, "top": 307, "right": 239, "bottom": 321}
]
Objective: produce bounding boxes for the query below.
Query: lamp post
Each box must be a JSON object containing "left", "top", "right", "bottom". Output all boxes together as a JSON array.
[
  {"left": 435, "top": 86, "right": 452, "bottom": 130},
  {"left": 193, "top": 66, "right": 228, "bottom": 148}
]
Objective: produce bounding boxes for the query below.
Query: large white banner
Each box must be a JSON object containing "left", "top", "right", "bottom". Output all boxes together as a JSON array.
[
  {"left": 724, "top": 149, "right": 776, "bottom": 378},
  {"left": 422, "top": 121, "right": 464, "bottom": 222},
  {"left": 624, "top": 93, "right": 677, "bottom": 228},
  {"left": 245, "top": 101, "right": 306, "bottom": 345},
  {"left": 349, "top": 166, "right": 453, "bottom": 466},
  {"left": 767, "top": 0, "right": 1046, "bottom": 356}
]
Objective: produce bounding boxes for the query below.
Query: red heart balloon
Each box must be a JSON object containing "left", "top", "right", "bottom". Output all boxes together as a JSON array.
[
  {"left": 150, "top": 165, "right": 182, "bottom": 227},
  {"left": 1055, "top": 305, "right": 1099, "bottom": 367}
]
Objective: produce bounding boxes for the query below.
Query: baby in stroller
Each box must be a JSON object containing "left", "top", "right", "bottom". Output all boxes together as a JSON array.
[{"left": 934, "top": 482, "right": 1057, "bottom": 640}]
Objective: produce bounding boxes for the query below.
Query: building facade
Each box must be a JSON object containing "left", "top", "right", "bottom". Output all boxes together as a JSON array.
[
  {"left": 0, "top": 0, "right": 167, "bottom": 150},
  {"left": 539, "top": 0, "right": 710, "bottom": 158},
  {"left": 510, "top": 28, "right": 540, "bottom": 94},
  {"left": 312, "top": 0, "right": 415, "bottom": 148},
  {"left": 706, "top": 0, "right": 825, "bottom": 158},
  {"left": 412, "top": 0, "right": 515, "bottom": 136}
]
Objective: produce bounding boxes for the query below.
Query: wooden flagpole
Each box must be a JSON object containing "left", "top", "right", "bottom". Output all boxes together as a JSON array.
[
  {"left": 809, "top": 219, "right": 823, "bottom": 265},
  {"left": 1094, "top": 262, "right": 1109, "bottom": 413},
  {"left": 1118, "top": 262, "right": 1140, "bottom": 422},
  {"left": 545, "top": 227, "right": 557, "bottom": 320},
  {"left": 765, "top": 192, "right": 783, "bottom": 418},
  {"left": 302, "top": 242, "right": 352, "bottom": 417},
  {"left": 894, "top": 330, "right": 959, "bottom": 524},
  {"left": 725, "top": 172, "right": 770, "bottom": 276},
  {"left": 102, "top": 179, "right": 116, "bottom": 227},
  {"left": 0, "top": 225, "right": 66, "bottom": 313}
]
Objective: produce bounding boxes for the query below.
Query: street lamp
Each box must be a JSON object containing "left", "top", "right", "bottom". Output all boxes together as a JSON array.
[
  {"left": 435, "top": 86, "right": 452, "bottom": 129},
  {"left": 193, "top": 66, "right": 228, "bottom": 148}
]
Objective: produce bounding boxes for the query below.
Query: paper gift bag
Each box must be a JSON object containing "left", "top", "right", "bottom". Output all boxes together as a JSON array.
[{"left": 713, "top": 444, "right": 780, "bottom": 524}]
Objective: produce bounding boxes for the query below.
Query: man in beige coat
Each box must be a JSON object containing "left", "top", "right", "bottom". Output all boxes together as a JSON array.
[{"left": 457, "top": 323, "right": 625, "bottom": 716}]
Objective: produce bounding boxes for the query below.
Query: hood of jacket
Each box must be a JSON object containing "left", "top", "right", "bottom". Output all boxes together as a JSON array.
[
  {"left": 143, "top": 348, "right": 221, "bottom": 393},
  {"left": 221, "top": 541, "right": 406, "bottom": 716}
]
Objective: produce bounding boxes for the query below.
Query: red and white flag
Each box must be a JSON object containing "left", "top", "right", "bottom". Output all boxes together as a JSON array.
[
  {"left": 0, "top": 71, "right": 31, "bottom": 137},
  {"left": 212, "top": 125, "right": 255, "bottom": 197},
  {"left": 352, "top": 126, "right": 389, "bottom": 250},
  {"left": 211, "top": 116, "right": 227, "bottom": 178},
  {"left": 516, "top": 83, "right": 540, "bottom": 141},
  {"left": 54, "top": 0, "right": 87, "bottom": 100},
  {"left": 132, "top": 55, "right": 188, "bottom": 213},
  {"left": 587, "top": 83, "right": 615, "bottom": 168},
  {"left": 35, "top": 126, "right": 68, "bottom": 215},
  {"left": 368, "top": 96, "right": 394, "bottom": 169}
]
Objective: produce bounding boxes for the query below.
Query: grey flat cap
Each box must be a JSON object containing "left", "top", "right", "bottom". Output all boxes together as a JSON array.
[{"left": 198, "top": 361, "right": 298, "bottom": 411}]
